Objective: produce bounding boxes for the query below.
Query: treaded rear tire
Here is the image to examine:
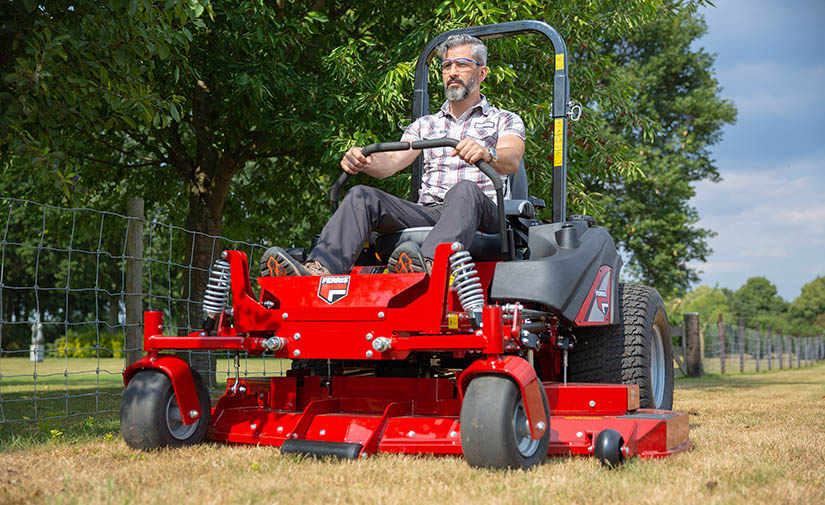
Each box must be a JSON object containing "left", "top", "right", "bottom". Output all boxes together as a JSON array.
[
  {"left": 568, "top": 283, "right": 674, "bottom": 409},
  {"left": 460, "top": 375, "right": 549, "bottom": 469},
  {"left": 120, "top": 369, "right": 211, "bottom": 450}
]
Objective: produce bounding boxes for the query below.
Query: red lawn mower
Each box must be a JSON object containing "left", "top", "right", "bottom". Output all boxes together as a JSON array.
[{"left": 120, "top": 21, "right": 690, "bottom": 469}]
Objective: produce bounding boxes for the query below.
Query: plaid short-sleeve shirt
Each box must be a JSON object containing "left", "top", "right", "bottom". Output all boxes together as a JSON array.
[{"left": 401, "top": 95, "right": 526, "bottom": 205}]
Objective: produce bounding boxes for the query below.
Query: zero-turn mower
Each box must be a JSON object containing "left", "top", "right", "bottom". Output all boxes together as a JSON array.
[{"left": 120, "top": 20, "right": 690, "bottom": 469}]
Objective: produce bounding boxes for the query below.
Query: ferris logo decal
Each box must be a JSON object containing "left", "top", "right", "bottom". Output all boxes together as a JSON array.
[
  {"left": 575, "top": 266, "right": 612, "bottom": 325},
  {"left": 317, "top": 276, "right": 350, "bottom": 304}
]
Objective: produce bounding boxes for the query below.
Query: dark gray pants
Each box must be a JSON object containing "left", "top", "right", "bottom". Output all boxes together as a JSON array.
[{"left": 308, "top": 180, "right": 500, "bottom": 274}]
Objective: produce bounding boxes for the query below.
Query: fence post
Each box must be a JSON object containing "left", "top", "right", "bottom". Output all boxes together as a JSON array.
[
  {"left": 796, "top": 334, "right": 801, "bottom": 368},
  {"left": 778, "top": 330, "right": 785, "bottom": 369},
  {"left": 790, "top": 332, "right": 795, "bottom": 368},
  {"left": 718, "top": 313, "right": 726, "bottom": 374},
  {"left": 755, "top": 322, "right": 760, "bottom": 373},
  {"left": 684, "top": 312, "right": 702, "bottom": 377},
  {"left": 125, "top": 198, "right": 144, "bottom": 367},
  {"left": 738, "top": 318, "right": 745, "bottom": 373},
  {"left": 767, "top": 327, "right": 773, "bottom": 371},
  {"left": 805, "top": 334, "right": 810, "bottom": 366},
  {"left": 802, "top": 334, "right": 807, "bottom": 366}
]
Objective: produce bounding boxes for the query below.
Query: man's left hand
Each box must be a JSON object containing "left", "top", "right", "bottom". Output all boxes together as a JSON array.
[{"left": 451, "top": 138, "right": 492, "bottom": 165}]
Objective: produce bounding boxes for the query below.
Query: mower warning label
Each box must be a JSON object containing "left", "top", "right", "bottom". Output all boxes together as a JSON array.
[{"left": 317, "top": 276, "right": 350, "bottom": 304}]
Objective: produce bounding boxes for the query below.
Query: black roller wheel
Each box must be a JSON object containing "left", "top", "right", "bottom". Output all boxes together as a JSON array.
[
  {"left": 593, "top": 429, "right": 625, "bottom": 467},
  {"left": 120, "top": 369, "right": 211, "bottom": 450},
  {"left": 460, "top": 375, "right": 549, "bottom": 470},
  {"left": 568, "top": 283, "right": 674, "bottom": 409}
]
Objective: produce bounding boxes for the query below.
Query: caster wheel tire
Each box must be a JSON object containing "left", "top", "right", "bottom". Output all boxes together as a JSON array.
[
  {"left": 594, "top": 428, "right": 625, "bottom": 467},
  {"left": 120, "top": 369, "right": 211, "bottom": 450},
  {"left": 460, "top": 375, "right": 549, "bottom": 470}
]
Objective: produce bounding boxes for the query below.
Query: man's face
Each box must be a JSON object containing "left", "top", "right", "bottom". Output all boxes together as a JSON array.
[{"left": 442, "top": 45, "right": 484, "bottom": 102}]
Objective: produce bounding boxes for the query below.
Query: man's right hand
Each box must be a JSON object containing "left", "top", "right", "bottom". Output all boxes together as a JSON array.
[{"left": 341, "top": 147, "right": 371, "bottom": 175}]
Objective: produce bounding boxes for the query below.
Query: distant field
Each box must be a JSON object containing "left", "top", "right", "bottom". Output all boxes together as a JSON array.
[
  {"left": 1, "top": 361, "right": 823, "bottom": 505},
  {"left": 0, "top": 356, "right": 290, "bottom": 424}
]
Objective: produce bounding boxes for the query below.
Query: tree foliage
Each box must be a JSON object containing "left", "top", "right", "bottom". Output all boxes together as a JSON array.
[
  {"left": 2, "top": 0, "right": 731, "bottom": 328},
  {"left": 668, "top": 276, "right": 824, "bottom": 334},
  {"left": 790, "top": 276, "right": 825, "bottom": 331},
  {"left": 595, "top": 5, "right": 736, "bottom": 295}
]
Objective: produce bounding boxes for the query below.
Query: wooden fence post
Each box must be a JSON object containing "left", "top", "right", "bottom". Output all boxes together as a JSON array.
[
  {"left": 754, "top": 322, "right": 760, "bottom": 373},
  {"left": 796, "top": 335, "right": 801, "bottom": 368},
  {"left": 738, "top": 318, "right": 745, "bottom": 373},
  {"left": 767, "top": 327, "right": 772, "bottom": 370},
  {"left": 779, "top": 330, "right": 785, "bottom": 369},
  {"left": 125, "top": 198, "right": 144, "bottom": 367},
  {"left": 788, "top": 332, "right": 793, "bottom": 368},
  {"left": 805, "top": 334, "right": 809, "bottom": 366},
  {"left": 718, "top": 313, "right": 726, "bottom": 374},
  {"left": 684, "top": 312, "right": 702, "bottom": 377}
]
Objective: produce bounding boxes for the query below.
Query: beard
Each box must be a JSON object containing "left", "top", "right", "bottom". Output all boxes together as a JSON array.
[{"left": 444, "top": 69, "right": 480, "bottom": 102}]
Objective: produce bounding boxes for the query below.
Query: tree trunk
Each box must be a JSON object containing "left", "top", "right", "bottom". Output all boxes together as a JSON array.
[{"left": 166, "top": 80, "right": 244, "bottom": 387}]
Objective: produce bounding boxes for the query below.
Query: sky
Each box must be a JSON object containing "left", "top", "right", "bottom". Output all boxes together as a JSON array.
[{"left": 687, "top": 0, "right": 825, "bottom": 302}]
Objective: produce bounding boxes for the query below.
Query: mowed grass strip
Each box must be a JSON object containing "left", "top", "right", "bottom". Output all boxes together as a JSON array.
[{"left": 1, "top": 363, "right": 823, "bottom": 505}]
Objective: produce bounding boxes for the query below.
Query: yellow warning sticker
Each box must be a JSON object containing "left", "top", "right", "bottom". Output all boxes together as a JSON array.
[
  {"left": 448, "top": 313, "right": 459, "bottom": 330},
  {"left": 555, "top": 53, "right": 565, "bottom": 71},
  {"left": 553, "top": 118, "right": 564, "bottom": 167}
]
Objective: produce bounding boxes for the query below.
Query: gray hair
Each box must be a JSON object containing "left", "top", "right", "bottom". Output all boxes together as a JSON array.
[{"left": 435, "top": 34, "right": 487, "bottom": 66}]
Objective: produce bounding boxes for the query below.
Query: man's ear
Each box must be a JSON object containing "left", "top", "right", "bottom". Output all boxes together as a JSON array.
[{"left": 479, "top": 65, "right": 488, "bottom": 82}]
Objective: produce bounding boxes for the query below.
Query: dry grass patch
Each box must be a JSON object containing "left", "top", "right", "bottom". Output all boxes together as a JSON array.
[{"left": 1, "top": 364, "right": 823, "bottom": 505}]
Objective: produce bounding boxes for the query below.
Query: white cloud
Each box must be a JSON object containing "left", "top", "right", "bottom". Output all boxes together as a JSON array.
[{"left": 690, "top": 156, "right": 825, "bottom": 299}]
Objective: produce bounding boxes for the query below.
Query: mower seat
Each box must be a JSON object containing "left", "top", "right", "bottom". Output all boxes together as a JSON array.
[{"left": 373, "top": 161, "right": 539, "bottom": 261}]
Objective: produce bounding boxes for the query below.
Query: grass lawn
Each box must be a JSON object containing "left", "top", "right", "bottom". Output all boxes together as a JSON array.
[{"left": 0, "top": 360, "right": 823, "bottom": 504}]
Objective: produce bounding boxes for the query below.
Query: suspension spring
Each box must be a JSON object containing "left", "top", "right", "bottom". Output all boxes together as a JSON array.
[
  {"left": 449, "top": 243, "right": 484, "bottom": 314},
  {"left": 203, "top": 259, "right": 231, "bottom": 316}
]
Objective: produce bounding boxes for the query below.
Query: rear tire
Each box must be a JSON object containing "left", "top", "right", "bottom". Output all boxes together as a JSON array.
[
  {"left": 568, "top": 283, "right": 674, "bottom": 409},
  {"left": 460, "top": 375, "right": 549, "bottom": 469},
  {"left": 121, "top": 369, "right": 211, "bottom": 450}
]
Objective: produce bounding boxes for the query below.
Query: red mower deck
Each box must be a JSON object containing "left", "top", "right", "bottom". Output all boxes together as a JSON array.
[{"left": 205, "top": 375, "right": 690, "bottom": 459}]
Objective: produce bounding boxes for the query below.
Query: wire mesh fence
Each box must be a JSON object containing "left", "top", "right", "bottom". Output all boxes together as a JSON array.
[
  {"left": 693, "top": 322, "right": 824, "bottom": 375},
  {"left": 1, "top": 197, "right": 823, "bottom": 424},
  {"left": 0, "top": 197, "right": 287, "bottom": 424}
]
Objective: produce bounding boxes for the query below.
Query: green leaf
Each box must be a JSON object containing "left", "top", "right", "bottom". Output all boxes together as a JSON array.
[
  {"left": 157, "top": 43, "right": 170, "bottom": 60},
  {"left": 170, "top": 103, "right": 180, "bottom": 122}
]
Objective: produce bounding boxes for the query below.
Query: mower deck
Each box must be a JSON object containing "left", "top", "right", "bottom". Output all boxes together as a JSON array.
[{"left": 208, "top": 375, "right": 690, "bottom": 460}]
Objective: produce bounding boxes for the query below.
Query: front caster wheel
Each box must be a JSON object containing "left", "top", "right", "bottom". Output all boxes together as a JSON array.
[
  {"left": 120, "top": 369, "right": 211, "bottom": 450},
  {"left": 460, "top": 375, "right": 549, "bottom": 469},
  {"left": 594, "top": 428, "right": 625, "bottom": 467}
]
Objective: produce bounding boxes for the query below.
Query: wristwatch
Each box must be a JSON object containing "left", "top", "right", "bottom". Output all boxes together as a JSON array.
[{"left": 487, "top": 146, "right": 498, "bottom": 164}]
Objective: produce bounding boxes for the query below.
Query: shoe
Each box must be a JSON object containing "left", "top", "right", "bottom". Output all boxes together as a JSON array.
[
  {"left": 388, "top": 241, "right": 430, "bottom": 274},
  {"left": 260, "top": 246, "right": 310, "bottom": 276},
  {"left": 304, "top": 260, "right": 331, "bottom": 276}
]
